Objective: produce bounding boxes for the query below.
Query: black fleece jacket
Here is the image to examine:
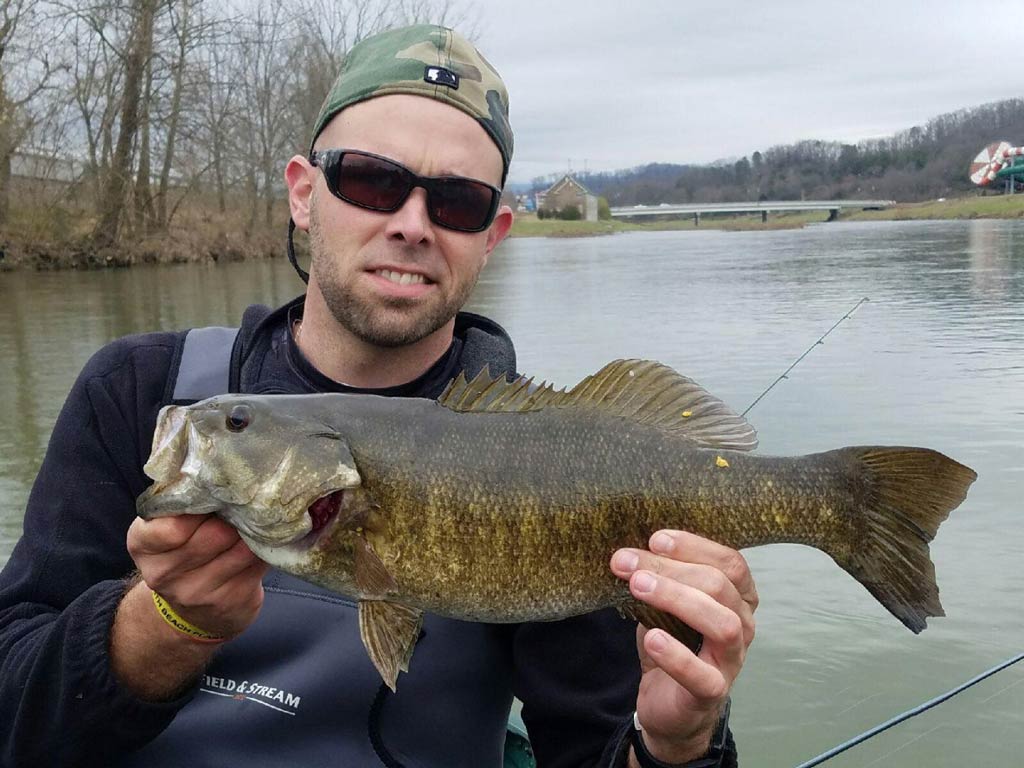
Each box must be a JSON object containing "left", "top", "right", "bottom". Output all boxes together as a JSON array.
[{"left": 0, "top": 296, "right": 736, "bottom": 768}]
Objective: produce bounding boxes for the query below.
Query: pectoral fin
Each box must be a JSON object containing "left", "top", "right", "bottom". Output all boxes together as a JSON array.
[
  {"left": 358, "top": 600, "right": 424, "bottom": 691},
  {"left": 620, "top": 601, "right": 703, "bottom": 655},
  {"left": 354, "top": 536, "right": 397, "bottom": 597}
]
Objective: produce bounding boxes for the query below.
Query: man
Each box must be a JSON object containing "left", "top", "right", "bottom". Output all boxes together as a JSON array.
[{"left": 0, "top": 24, "right": 755, "bottom": 767}]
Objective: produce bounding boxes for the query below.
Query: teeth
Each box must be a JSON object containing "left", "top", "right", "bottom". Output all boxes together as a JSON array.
[{"left": 376, "top": 269, "right": 425, "bottom": 286}]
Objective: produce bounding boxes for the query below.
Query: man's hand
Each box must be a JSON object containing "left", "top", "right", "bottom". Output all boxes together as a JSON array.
[
  {"left": 127, "top": 514, "right": 268, "bottom": 640},
  {"left": 611, "top": 531, "right": 757, "bottom": 764},
  {"left": 109, "top": 515, "right": 268, "bottom": 701}
]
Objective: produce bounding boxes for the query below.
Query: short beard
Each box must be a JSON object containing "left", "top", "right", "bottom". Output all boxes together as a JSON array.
[{"left": 308, "top": 196, "right": 483, "bottom": 348}]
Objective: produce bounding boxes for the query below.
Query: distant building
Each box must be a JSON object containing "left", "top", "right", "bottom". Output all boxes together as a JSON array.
[
  {"left": 500, "top": 191, "right": 536, "bottom": 213},
  {"left": 11, "top": 147, "right": 86, "bottom": 183},
  {"left": 536, "top": 174, "right": 598, "bottom": 221}
]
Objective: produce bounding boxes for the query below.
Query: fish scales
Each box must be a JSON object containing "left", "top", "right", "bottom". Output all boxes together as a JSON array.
[
  {"left": 348, "top": 408, "right": 834, "bottom": 621},
  {"left": 137, "top": 359, "right": 977, "bottom": 689}
]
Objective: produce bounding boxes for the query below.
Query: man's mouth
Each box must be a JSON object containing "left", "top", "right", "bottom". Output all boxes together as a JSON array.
[{"left": 373, "top": 268, "right": 430, "bottom": 286}]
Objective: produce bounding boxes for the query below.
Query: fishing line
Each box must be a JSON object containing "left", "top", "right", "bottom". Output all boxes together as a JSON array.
[
  {"left": 742, "top": 297, "right": 870, "bottom": 417},
  {"left": 736, "top": 295, "right": 1023, "bottom": 764},
  {"left": 793, "top": 651, "right": 1024, "bottom": 767}
]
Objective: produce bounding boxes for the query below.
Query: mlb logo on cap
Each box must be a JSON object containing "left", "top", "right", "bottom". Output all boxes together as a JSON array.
[{"left": 424, "top": 66, "right": 459, "bottom": 89}]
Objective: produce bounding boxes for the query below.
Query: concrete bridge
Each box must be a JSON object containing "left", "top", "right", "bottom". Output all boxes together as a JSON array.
[{"left": 610, "top": 199, "right": 896, "bottom": 224}]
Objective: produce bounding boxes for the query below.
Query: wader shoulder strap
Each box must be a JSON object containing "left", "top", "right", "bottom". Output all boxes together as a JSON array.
[{"left": 171, "top": 326, "right": 240, "bottom": 401}]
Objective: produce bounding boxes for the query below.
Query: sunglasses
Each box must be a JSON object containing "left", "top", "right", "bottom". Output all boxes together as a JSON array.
[{"left": 309, "top": 148, "right": 502, "bottom": 233}]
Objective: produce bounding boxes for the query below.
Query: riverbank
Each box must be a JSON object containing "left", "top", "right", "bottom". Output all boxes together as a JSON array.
[
  {"left": 0, "top": 229, "right": 284, "bottom": 272},
  {"left": 3, "top": 193, "right": 1023, "bottom": 270},
  {"left": 0, "top": 194, "right": 288, "bottom": 271},
  {"left": 508, "top": 211, "right": 822, "bottom": 237},
  {"left": 843, "top": 193, "right": 1024, "bottom": 221},
  {"left": 512, "top": 194, "right": 1024, "bottom": 237}
]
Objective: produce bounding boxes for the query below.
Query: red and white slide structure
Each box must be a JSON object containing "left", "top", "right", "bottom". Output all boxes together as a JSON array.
[{"left": 970, "top": 141, "right": 1024, "bottom": 186}]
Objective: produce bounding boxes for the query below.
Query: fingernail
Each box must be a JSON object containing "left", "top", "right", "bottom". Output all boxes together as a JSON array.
[
  {"left": 651, "top": 532, "right": 674, "bottom": 554},
  {"left": 633, "top": 571, "right": 657, "bottom": 593},
  {"left": 646, "top": 629, "right": 668, "bottom": 653},
  {"left": 614, "top": 550, "right": 639, "bottom": 573}
]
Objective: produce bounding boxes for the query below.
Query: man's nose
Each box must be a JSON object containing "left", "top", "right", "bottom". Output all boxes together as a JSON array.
[{"left": 384, "top": 187, "right": 433, "bottom": 244}]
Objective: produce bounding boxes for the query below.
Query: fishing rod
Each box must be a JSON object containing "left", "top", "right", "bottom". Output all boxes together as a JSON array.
[
  {"left": 742, "top": 298, "right": 1024, "bottom": 765},
  {"left": 793, "top": 651, "right": 1024, "bottom": 767},
  {"left": 742, "top": 297, "right": 870, "bottom": 417}
]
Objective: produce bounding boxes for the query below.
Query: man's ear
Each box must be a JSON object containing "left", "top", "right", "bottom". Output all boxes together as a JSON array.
[
  {"left": 482, "top": 205, "right": 515, "bottom": 264},
  {"left": 285, "top": 156, "right": 315, "bottom": 231}
]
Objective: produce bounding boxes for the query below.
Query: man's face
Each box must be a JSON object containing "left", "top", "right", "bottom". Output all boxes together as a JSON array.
[{"left": 299, "top": 94, "right": 510, "bottom": 349}]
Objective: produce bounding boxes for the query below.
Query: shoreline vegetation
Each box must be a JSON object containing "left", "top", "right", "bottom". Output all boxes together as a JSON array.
[{"left": 3, "top": 194, "right": 1024, "bottom": 272}]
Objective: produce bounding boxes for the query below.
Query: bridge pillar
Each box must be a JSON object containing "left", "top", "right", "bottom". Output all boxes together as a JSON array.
[
  {"left": 827, "top": 208, "right": 839, "bottom": 222},
  {"left": 761, "top": 210, "right": 767, "bottom": 223},
  {"left": 694, "top": 212, "right": 700, "bottom": 226}
]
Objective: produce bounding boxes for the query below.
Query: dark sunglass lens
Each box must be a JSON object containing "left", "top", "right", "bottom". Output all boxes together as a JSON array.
[
  {"left": 430, "top": 179, "right": 496, "bottom": 231},
  {"left": 336, "top": 154, "right": 410, "bottom": 210}
]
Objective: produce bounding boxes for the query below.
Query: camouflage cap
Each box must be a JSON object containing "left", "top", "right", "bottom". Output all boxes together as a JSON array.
[{"left": 310, "top": 24, "right": 513, "bottom": 185}]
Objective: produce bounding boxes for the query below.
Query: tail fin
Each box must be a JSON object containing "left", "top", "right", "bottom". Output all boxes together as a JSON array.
[{"left": 835, "top": 447, "right": 976, "bottom": 633}]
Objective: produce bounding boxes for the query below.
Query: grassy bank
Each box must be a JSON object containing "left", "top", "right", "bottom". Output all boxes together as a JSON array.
[
  {"left": 4, "top": 187, "right": 1024, "bottom": 271},
  {"left": 508, "top": 211, "right": 822, "bottom": 237},
  {"left": 843, "top": 193, "right": 1024, "bottom": 221},
  {"left": 509, "top": 194, "right": 1024, "bottom": 239},
  {"left": 0, "top": 179, "right": 290, "bottom": 271}
]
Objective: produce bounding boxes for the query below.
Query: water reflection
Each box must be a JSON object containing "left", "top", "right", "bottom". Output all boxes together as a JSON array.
[
  {"left": 1, "top": 220, "right": 1023, "bottom": 764},
  {"left": 968, "top": 218, "right": 1024, "bottom": 299}
]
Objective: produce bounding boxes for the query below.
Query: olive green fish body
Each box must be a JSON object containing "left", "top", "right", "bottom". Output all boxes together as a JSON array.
[
  {"left": 136, "top": 359, "right": 977, "bottom": 690},
  {"left": 307, "top": 404, "right": 903, "bottom": 622}
]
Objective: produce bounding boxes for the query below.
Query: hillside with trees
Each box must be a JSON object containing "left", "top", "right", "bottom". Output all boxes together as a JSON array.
[
  {"left": 0, "top": 0, "right": 472, "bottom": 266},
  {"left": 543, "top": 99, "right": 1024, "bottom": 206},
  {"left": 1, "top": 0, "right": 1021, "bottom": 268}
]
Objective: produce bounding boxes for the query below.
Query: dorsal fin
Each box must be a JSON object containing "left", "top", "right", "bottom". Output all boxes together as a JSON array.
[
  {"left": 439, "top": 366, "right": 569, "bottom": 412},
  {"left": 439, "top": 359, "right": 758, "bottom": 451}
]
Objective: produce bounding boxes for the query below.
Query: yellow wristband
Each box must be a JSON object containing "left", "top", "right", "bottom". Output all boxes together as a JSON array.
[{"left": 151, "top": 591, "right": 225, "bottom": 643}]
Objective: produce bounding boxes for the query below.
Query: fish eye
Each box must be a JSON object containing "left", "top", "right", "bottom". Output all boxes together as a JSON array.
[{"left": 226, "top": 404, "right": 252, "bottom": 433}]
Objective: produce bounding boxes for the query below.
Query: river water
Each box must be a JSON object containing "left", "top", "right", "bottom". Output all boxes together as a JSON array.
[{"left": 1, "top": 219, "right": 1021, "bottom": 764}]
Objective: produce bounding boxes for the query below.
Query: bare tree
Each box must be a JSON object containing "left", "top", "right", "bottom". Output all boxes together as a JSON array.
[
  {"left": 134, "top": 45, "right": 155, "bottom": 232},
  {"left": 92, "top": 0, "right": 157, "bottom": 248},
  {"left": 4, "top": 0, "right": 479, "bottom": 253},
  {"left": 193, "top": 18, "right": 238, "bottom": 215},
  {"left": 292, "top": 0, "right": 390, "bottom": 140},
  {"left": 60, "top": 2, "right": 132, "bottom": 202},
  {"left": 235, "top": 1, "right": 300, "bottom": 228},
  {"left": 154, "top": 0, "right": 200, "bottom": 228},
  {"left": 0, "top": 0, "right": 65, "bottom": 226},
  {"left": 292, "top": 0, "right": 477, "bottom": 141}
]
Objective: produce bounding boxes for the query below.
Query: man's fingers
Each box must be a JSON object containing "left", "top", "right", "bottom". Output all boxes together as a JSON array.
[
  {"left": 612, "top": 548, "right": 755, "bottom": 645},
  {"left": 649, "top": 531, "right": 758, "bottom": 610},
  {"left": 146, "top": 549, "right": 269, "bottom": 640},
  {"left": 130, "top": 515, "right": 242, "bottom": 574},
  {"left": 126, "top": 514, "right": 267, "bottom": 641},
  {"left": 165, "top": 539, "right": 265, "bottom": 601},
  {"left": 640, "top": 626, "right": 731, "bottom": 703},
  {"left": 630, "top": 569, "right": 745, "bottom": 704},
  {"left": 611, "top": 532, "right": 758, "bottom": 610},
  {"left": 614, "top": 550, "right": 742, "bottom": 607},
  {"left": 629, "top": 570, "right": 745, "bottom": 652},
  {"left": 128, "top": 514, "right": 208, "bottom": 556}
]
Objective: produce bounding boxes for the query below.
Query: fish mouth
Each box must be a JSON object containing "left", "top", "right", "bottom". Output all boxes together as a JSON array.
[{"left": 293, "top": 489, "right": 346, "bottom": 548}]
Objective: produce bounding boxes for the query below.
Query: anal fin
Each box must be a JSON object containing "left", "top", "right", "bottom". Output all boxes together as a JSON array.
[
  {"left": 621, "top": 600, "right": 703, "bottom": 655},
  {"left": 358, "top": 600, "right": 424, "bottom": 691}
]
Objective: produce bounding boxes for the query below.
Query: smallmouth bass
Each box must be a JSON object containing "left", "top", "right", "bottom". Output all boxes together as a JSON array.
[{"left": 137, "top": 360, "right": 977, "bottom": 690}]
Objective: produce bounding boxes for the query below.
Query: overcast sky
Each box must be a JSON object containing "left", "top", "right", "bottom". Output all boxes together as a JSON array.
[{"left": 470, "top": 0, "right": 1024, "bottom": 184}]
